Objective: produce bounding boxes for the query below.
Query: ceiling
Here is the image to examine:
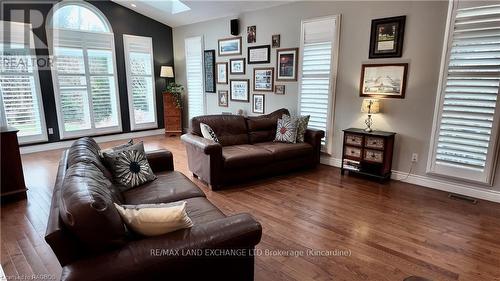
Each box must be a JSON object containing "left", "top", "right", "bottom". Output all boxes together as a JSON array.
[{"left": 112, "top": 0, "right": 294, "bottom": 27}]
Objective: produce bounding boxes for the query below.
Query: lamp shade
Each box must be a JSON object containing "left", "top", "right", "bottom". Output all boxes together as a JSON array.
[
  {"left": 160, "top": 66, "right": 174, "bottom": 78},
  {"left": 361, "top": 99, "right": 380, "bottom": 114}
]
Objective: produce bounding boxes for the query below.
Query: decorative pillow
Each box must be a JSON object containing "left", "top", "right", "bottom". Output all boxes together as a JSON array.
[
  {"left": 274, "top": 116, "right": 298, "bottom": 143},
  {"left": 295, "top": 115, "right": 310, "bottom": 143},
  {"left": 100, "top": 139, "right": 134, "bottom": 158},
  {"left": 114, "top": 201, "right": 194, "bottom": 236},
  {"left": 103, "top": 142, "right": 156, "bottom": 190},
  {"left": 200, "top": 123, "right": 219, "bottom": 143}
]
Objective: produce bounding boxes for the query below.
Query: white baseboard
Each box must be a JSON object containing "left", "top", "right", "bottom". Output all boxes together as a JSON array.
[
  {"left": 320, "top": 155, "right": 500, "bottom": 203},
  {"left": 20, "top": 129, "right": 165, "bottom": 154}
]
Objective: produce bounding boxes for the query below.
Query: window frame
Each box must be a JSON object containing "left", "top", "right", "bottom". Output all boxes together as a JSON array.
[
  {"left": 184, "top": 36, "right": 206, "bottom": 121},
  {"left": 46, "top": 1, "right": 122, "bottom": 139},
  {"left": 0, "top": 20, "right": 48, "bottom": 144},
  {"left": 426, "top": 0, "right": 500, "bottom": 185},
  {"left": 123, "top": 34, "right": 157, "bottom": 131},
  {"left": 297, "top": 15, "right": 341, "bottom": 155}
]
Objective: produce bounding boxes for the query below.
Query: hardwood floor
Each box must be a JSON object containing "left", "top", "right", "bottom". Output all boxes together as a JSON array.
[{"left": 2, "top": 135, "right": 500, "bottom": 281}]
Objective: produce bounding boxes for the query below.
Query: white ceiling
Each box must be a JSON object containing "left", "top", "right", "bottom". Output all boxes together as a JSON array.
[{"left": 112, "top": 0, "right": 294, "bottom": 27}]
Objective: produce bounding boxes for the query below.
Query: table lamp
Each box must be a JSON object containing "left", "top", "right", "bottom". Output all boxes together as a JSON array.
[
  {"left": 160, "top": 66, "right": 174, "bottom": 89},
  {"left": 361, "top": 99, "right": 380, "bottom": 132}
]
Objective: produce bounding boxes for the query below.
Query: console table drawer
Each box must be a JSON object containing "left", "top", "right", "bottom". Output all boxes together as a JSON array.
[
  {"left": 364, "top": 149, "right": 384, "bottom": 163},
  {"left": 345, "top": 134, "right": 363, "bottom": 146},
  {"left": 365, "top": 136, "right": 384, "bottom": 149},
  {"left": 344, "top": 146, "right": 362, "bottom": 158}
]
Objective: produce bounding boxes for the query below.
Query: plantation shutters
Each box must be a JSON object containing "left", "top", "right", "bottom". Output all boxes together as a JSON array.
[
  {"left": 0, "top": 21, "right": 47, "bottom": 144},
  {"left": 124, "top": 35, "right": 157, "bottom": 130},
  {"left": 185, "top": 36, "right": 205, "bottom": 122},
  {"left": 428, "top": 2, "right": 500, "bottom": 184},
  {"left": 298, "top": 16, "right": 340, "bottom": 153}
]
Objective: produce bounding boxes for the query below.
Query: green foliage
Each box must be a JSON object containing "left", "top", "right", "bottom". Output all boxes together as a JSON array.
[{"left": 165, "top": 82, "right": 184, "bottom": 109}]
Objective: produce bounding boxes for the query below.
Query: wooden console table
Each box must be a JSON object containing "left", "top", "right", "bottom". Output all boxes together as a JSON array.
[
  {"left": 1, "top": 127, "right": 27, "bottom": 201},
  {"left": 341, "top": 128, "right": 395, "bottom": 180}
]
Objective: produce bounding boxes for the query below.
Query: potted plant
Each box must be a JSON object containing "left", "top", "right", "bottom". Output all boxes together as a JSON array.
[{"left": 165, "top": 82, "right": 184, "bottom": 109}]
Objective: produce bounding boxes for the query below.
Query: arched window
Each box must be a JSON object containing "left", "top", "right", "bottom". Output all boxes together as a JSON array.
[{"left": 48, "top": 2, "right": 121, "bottom": 139}]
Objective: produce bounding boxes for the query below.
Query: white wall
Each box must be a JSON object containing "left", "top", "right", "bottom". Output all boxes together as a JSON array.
[{"left": 173, "top": 1, "right": 500, "bottom": 195}]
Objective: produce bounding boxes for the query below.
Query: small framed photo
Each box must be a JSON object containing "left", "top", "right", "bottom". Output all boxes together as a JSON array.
[
  {"left": 252, "top": 94, "right": 265, "bottom": 114},
  {"left": 253, "top": 67, "right": 274, "bottom": 92},
  {"left": 218, "top": 36, "right": 242, "bottom": 56},
  {"left": 248, "top": 45, "right": 270, "bottom": 64},
  {"left": 247, "top": 25, "right": 256, "bottom": 43},
  {"left": 276, "top": 48, "right": 298, "bottom": 81},
  {"left": 218, "top": 90, "right": 228, "bottom": 107},
  {"left": 360, "top": 63, "right": 408, "bottom": 98},
  {"left": 216, "top": 62, "right": 228, "bottom": 84},
  {"left": 369, "top": 16, "right": 406, "bottom": 58},
  {"left": 272, "top": 34, "right": 280, "bottom": 48},
  {"left": 230, "top": 79, "right": 250, "bottom": 102},
  {"left": 275, "top": 85, "right": 285, "bottom": 95},
  {"left": 229, "top": 58, "right": 246, "bottom": 75}
]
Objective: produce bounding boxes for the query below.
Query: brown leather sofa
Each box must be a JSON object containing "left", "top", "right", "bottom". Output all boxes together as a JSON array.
[
  {"left": 181, "top": 109, "right": 325, "bottom": 190},
  {"left": 45, "top": 137, "right": 262, "bottom": 281}
]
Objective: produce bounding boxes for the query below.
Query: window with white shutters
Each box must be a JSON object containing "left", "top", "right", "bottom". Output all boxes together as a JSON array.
[
  {"left": 48, "top": 2, "right": 121, "bottom": 139},
  {"left": 298, "top": 16, "right": 340, "bottom": 154},
  {"left": 0, "top": 21, "right": 47, "bottom": 144},
  {"left": 428, "top": 1, "right": 500, "bottom": 184},
  {"left": 185, "top": 36, "right": 205, "bottom": 121},
  {"left": 123, "top": 35, "right": 157, "bottom": 131}
]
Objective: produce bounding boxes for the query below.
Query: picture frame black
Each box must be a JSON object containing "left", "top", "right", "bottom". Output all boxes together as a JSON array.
[
  {"left": 248, "top": 45, "right": 271, "bottom": 64},
  {"left": 218, "top": 90, "right": 229, "bottom": 107},
  {"left": 369, "top": 16, "right": 406, "bottom": 59},
  {"left": 203, "top": 50, "right": 216, "bottom": 93},
  {"left": 230, "top": 79, "right": 250, "bottom": 102}
]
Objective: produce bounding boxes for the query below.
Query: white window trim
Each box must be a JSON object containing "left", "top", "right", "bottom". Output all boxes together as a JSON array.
[
  {"left": 0, "top": 20, "right": 48, "bottom": 144},
  {"left": 426, "top": 0, "right": 500, "bottom": 185},
  {"left": 123, "top": 34, "right": 157, "bottom": 131},
  {"left": 297, "top": 15, "right": 341, "bottom": 155},
  {"left": 46, "top": 1, "right": 122, "bottom": 139},
  {"left": 185, "top": 35, "right": 206, "bottom": 120}
]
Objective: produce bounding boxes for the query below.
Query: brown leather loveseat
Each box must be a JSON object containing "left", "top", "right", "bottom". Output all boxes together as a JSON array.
[
  {"left": 45, "top": 137, "right": 262, "bottom": 281},
  {"left": 181, "top": 109, "right": 325, "bottom": 189}
]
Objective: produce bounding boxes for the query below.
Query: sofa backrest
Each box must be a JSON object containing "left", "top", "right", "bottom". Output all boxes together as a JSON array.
[
  {"left": 191, "top": 115, "right": 249, "bottom": 146},
  {"left": 246, "top": 108, "right": 289, "bottom": 143}
]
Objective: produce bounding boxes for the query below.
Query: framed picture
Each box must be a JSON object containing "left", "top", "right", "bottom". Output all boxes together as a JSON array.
[
  {"left": 218, "top": 36, "right": 242, "bottom": 56},
  {"left": 253, "top": 67, "right": 274, "bottom": 92},
  {"left": 369, "top": 16, "right": 406, "bottom": 58},
  {"left": 203, "top": 50, "right": 216, "bottom": 93},
  {"left": 360, "top": 63, "right": 408, "bottom": 98},
  {"left": 272, "top": 34, "right": 280, "bottom": 48},
  {"left": 230, "top": 79, "right": 250, "bottom": 102},
  {"left": 247, "top": 25, "right": 256, "bottom": 43},
  {"left": 252, "top": 94, "right": 265, "bottom": 114},
  {"left": 218, "top": 90, "right": 228, "bottom": 107},
  {"left": 216, "top": 62, "right": 228, "bottom": 84},
  {"left": 276, "top": 48, "right": 298, "bottom": 81},
  {"left": 248, "top": 45, "right": 270, "bottom": 64},
  {"left": 275, "top": 85, "right": 285, "bottom": 95},
  {"left": 229, "top": 58, "right": 246, "bottom": 75}
]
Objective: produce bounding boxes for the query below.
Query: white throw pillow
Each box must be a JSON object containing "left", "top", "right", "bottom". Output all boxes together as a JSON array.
[
  {"left": 114, "top": 201, "right": 193, "bottom": 236},
  {"left": 200, "top": 123, "right": 219, "bottom": 143}
]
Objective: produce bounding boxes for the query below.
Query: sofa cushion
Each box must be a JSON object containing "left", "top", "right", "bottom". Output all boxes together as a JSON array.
[
  {"left": 246, "top": 108, "right": 289, "bottom": 143},
  {"left": 191, "top": 115, "right": 248, "bottom": 146},
  {"left": 122, "top": 171, "right": 205, "bottom": 205},
  {"left": 66, "top": 137, "right": 112, "bottom": 179},
  {"left": 254, "top": 142, "right": 313, "bottom": 161},
  {"left": 222, "top": 144, "right": 273, "bottom": 169},
  {"left": 184, "top": 197, "right": 225, "bottom": 225},
  {"left": 59, "top": 162, "right": 127, "bottom": 252}
]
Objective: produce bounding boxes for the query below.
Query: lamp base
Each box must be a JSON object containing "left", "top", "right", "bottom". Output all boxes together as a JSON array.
[
  {"left": 364, "top": 114, "right": 374, "bottom": 133},
  {"left": 364, "top": 127, "right": 373, "bottom": 132}
]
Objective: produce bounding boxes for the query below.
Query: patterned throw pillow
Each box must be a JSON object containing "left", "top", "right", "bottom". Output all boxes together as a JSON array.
[
  {"left": 274, "top": 117, "right": 298, "bottom": 143},
  {"left": 200, "top": 123, "right": 219, "bottom": 143},
  {"left": 103, "top": 142, "right": 156, "bottom": 190},
  {"left": 296, "top": 115, "right": 310, "bottom": 143}
]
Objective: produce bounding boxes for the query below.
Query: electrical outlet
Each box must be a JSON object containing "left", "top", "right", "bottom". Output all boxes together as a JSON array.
[
  {"left": 48, "top": 128, "right": 54, "bottom": 135},
  {"left": 411, "top": 153, "right": 418, "bottom": 162}
]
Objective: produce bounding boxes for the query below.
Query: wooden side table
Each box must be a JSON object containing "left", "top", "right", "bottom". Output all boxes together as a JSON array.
[
  {"left": 1, "top": 127, "right": 27, "bottom": 201},
  {"left": 341, "top": 128, "right": 396, "bottom": 180},
  {"left": 163, "top": 92, "right": 182, "bottom": 137}
]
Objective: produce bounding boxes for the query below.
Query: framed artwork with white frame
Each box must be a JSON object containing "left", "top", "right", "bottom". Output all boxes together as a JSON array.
[
  {"left": 253, "top": 67, "right": 274, "bottom": 92},
  {"left": 276, "top": 48, "right": 298, "bottom": 81},
  {"left": 216, "top": 62, "right": 228, "bottom": 84},
  {"left": 230, "top": 79, "right": 249, "bottom": 102},
  {"left": 218, "top": 37, "right": 242, "bottom": 56},
  {"left": 229, "top": 58, "right": 245, "bottom": 75}
]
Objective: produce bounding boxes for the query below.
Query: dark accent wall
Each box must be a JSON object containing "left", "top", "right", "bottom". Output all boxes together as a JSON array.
[{"left": 1, "top": 0, "right": 173, "bottom": 143}]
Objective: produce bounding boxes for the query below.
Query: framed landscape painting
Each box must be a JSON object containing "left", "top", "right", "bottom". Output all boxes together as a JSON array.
[
  {"left": 360, "top": 63, "right": 408, "bottom": 98},
  {"left": 218, "top": 37, "right": 242, "bottom": 56}
]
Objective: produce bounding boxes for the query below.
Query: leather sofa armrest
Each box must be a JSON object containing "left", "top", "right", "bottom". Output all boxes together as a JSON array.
[
  {"left": 60, "top": 214, "right": 262, "bottom": 281},
  {"left": 181, "top": 134, "right": 222, "bottom": 155},
  {"left": 146, "top": 149, "right": 174, "bottom": 172},
  {"left": 304, "top": 128, "right": 325, "bottom": 146}
]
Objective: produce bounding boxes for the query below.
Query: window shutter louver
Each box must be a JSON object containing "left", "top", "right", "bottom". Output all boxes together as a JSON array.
[
  {"left": 185, "top": 36, "right": 204, "bottom": 121},
  {"left": 429, "top": 3, "right": 500, "bottom": 184}
]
